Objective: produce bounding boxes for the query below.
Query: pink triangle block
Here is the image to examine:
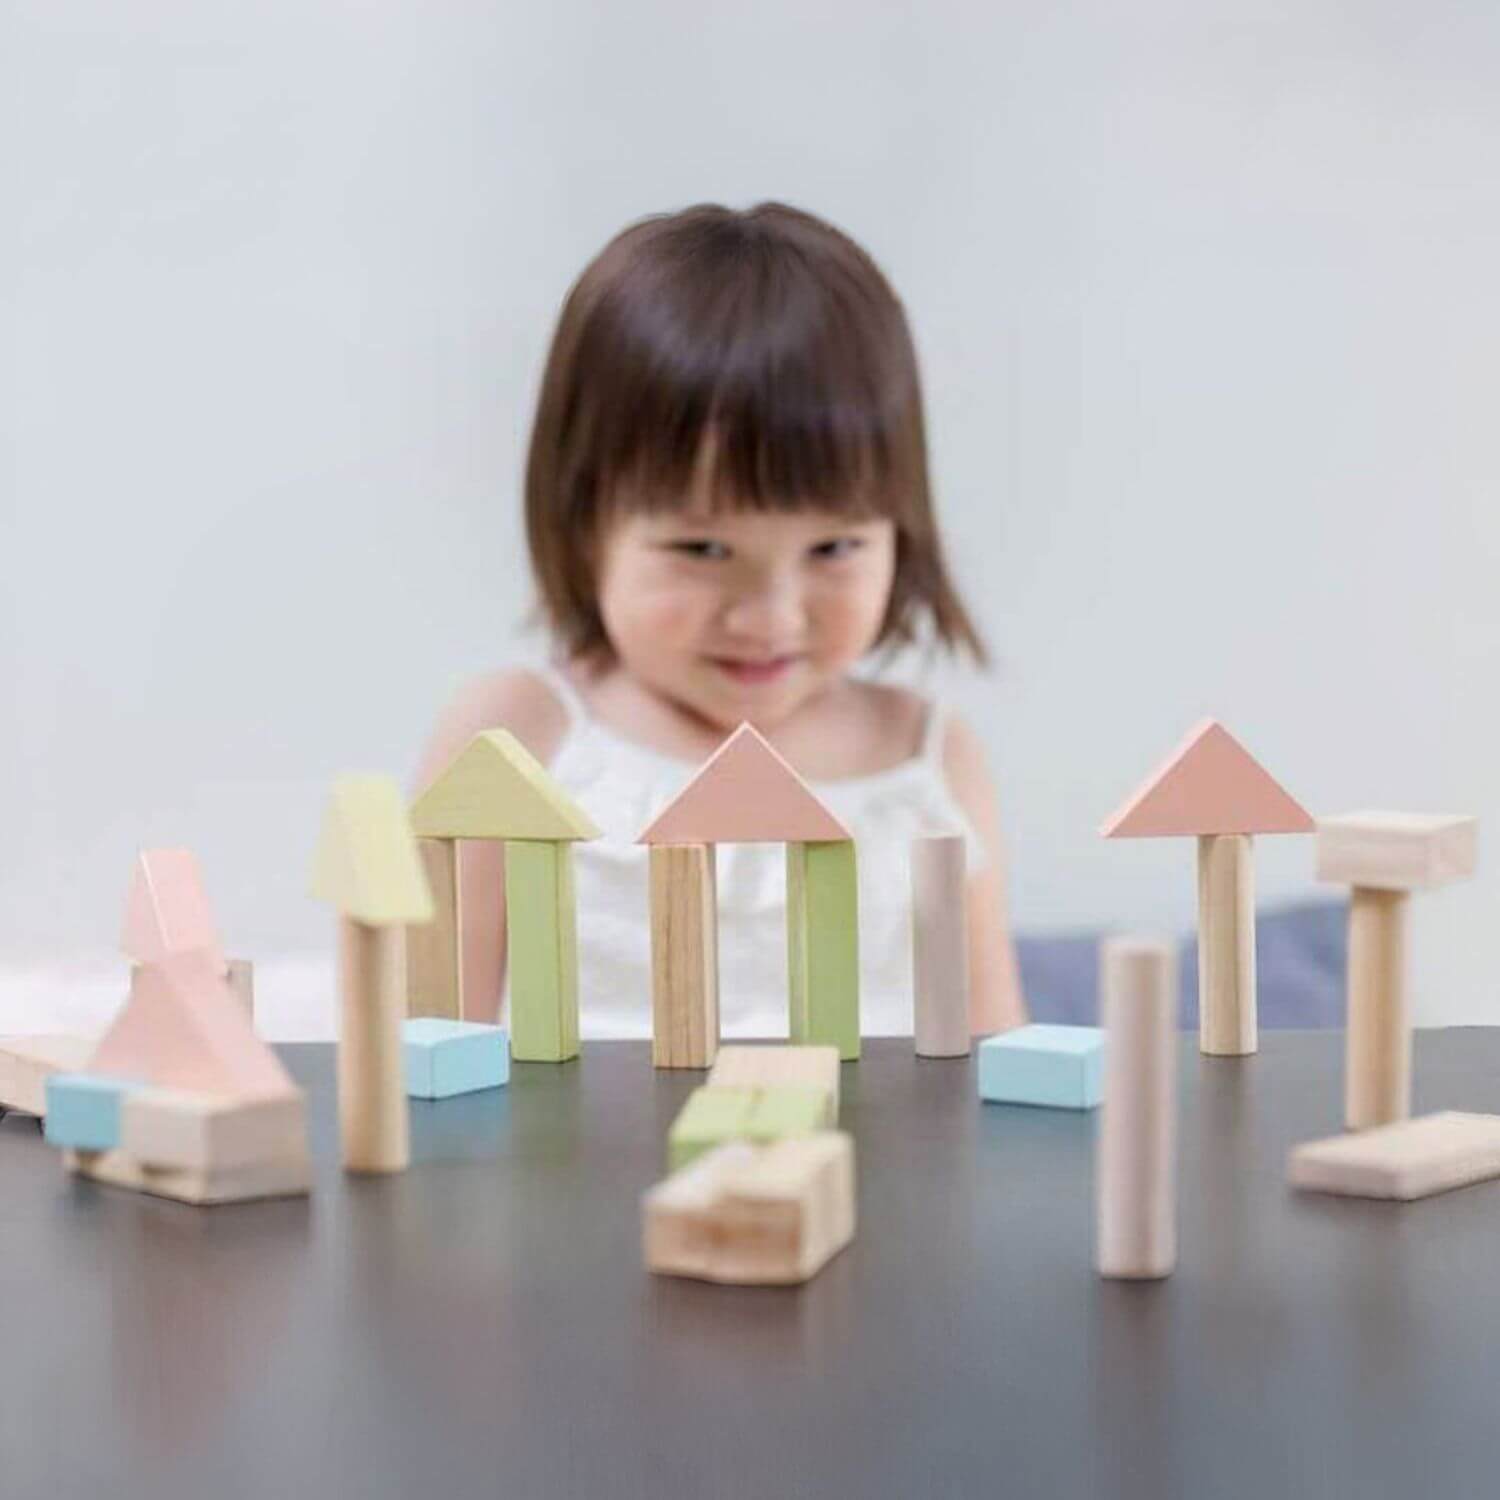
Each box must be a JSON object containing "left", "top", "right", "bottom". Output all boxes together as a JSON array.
[
  {"left": 1100, "top": 719, "right": 1314, "bottom": 839},
  {"left": 88, "top": 951, "right": 295, "bottom": 1099},
  {"left": 121, "top": 848, "right": 226, "bottom": 968},
  {"left": 639, "top": 724, "right": 851, "bottom": 845}
]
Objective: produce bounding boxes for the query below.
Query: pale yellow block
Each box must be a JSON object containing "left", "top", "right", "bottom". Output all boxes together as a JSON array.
[
  {"left": 1316, "top": 812, "right": 1478, "bottom": 891},
  {"left": 0, "top": 1035, "right": 95, "bottom": 1115},
  {"left": 1288, "top": 1112, "right": 1500, "bottom": 1200},
  {"left": 311, "top": 774, "right": 434, "bottom": 926},
  {"left": 406, "top": 838, "right": 463, "bottom": 1020},
  {"left": 65, "top": 1147, "right": 312, "bottom": 1205},
  {"left": 121, "top": 1088, "right": 307, "bottom": 1172},
  {"left": 706, "top": 1043, "right": 840, "bottom": 1118}
]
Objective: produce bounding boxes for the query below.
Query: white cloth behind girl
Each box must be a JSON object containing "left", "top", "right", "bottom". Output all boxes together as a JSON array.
[{"left": 511, "top": 668, "right": 985, "bottom": 1039}]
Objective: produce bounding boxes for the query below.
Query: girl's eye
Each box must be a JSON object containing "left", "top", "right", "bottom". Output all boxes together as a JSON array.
[
  {"left": 810, "top": 537, "right": 866, "bottom": 561},
  {"left": 664, "top": 540, "right": 731, "bottom": 561}
]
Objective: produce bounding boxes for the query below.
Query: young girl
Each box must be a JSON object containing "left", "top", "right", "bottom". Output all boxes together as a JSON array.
[{"left": 416, "top": 201, "right": 1026, "bottom": 1039}]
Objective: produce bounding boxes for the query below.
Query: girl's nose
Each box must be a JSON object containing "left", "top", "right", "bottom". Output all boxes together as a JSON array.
[{"left": 722, "top": 578, "right": 805, "bottom": 644}]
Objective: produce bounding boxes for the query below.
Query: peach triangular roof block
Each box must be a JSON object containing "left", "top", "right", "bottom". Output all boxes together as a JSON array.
[
  {"left": 310, "top": 774, "right": 435, "bottom": 926},
  {"left": 120, "top": 848, "right": 226, "bottom": 968},
  {"left": 639, "top": 724, "right": 851, "bottom": 845},
  {"left": 1100, "top": 719, "right": 1314, "bottom": 838},
  {"left": 410, "top": 730, "right": 601, "bottom": 842},
  {"left": 88, "top": 950, "right": 296, "bottom": 1099}
]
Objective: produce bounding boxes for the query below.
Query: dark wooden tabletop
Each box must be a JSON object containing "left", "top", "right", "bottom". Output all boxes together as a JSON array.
[{"left": 4, "top": 1031, "right": 1500, "bottom": 1500}]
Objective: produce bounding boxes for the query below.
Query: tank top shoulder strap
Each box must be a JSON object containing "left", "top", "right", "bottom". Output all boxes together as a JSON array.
[
  {"left": 531, "top": 662, "right": 591, "bottom": 735},
  {"left": 918, "top": 696, "right": 949, "bottom": 768}
]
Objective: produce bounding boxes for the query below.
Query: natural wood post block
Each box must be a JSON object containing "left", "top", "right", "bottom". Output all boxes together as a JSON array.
[
  {"left": 504, "top": 839, "right": 580, "bottom": 1063},
  {"left": 911, "top": 835, "right": 970, "bottom": 1057},
  {"left": 787, "top": 840, "right": 860, "bottom": 1061},
  {"left": 337, "top": 918, "right": 409, "bottom": 1173},
  {"left": 1096, "top": 936, "right": 1178, "bottom": 1280},
  {"left": 1345, "top": 886, "right": 1410, "bottom": 1130},
  {"left": 406, "top": 838, "right": 462, "bottom": 1021},
  {"left": 649, "top": 844, "right": 720, "bottom": 1069},
  {"left": 1196, "top": 833, "right": 1256, "bottom": 1056}
]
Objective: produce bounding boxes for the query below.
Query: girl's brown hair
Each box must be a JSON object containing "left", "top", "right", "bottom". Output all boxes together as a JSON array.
[{"left": 524, "top": 201, "right": 987, "bottom": 664}]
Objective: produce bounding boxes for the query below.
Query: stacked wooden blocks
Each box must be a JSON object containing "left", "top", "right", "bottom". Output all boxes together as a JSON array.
[{"left": 978, "top": 1024, "right": 1105, "bottom": 1110}]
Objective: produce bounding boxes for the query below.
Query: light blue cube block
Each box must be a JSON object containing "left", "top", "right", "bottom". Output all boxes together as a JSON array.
[
  {"left": 978, "top": 1024, "right": 1105, "bottom": 1110},
  {"left": 44, "top": 1073, "right": 146, "bottom": 1149},
  {"left": 403, "top": 1019, "right": 510, "bottom": 1099}
]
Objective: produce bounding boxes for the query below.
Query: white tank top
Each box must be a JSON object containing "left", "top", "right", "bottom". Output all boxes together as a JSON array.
[{"left": 510, "top": 668, "right": 985, "bottom": 1040}]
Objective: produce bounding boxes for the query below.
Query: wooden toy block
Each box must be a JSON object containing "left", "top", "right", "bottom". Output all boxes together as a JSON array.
[
  {"left": 977, "top": 1024, "right": 1104, "bottom": 1109},
  {"left": 707, "top": 1044, "right": 841, "bottom": 1117},
  {"left": 504, "top": 839, "right": 580, "bottom": 1063},
  {"left": 121, "top": 1088, "right": 308, "bottom": 1172},
  {"left": 667, "top": 1086, "right": 756, "bottom": 1170},
  {"left": 121, "top": 848, "right": 226, "bottom": 969},
  {"left": 639, "top": 723, "right": 851, "bottom": 845},
  {"left": 1100, "top": 719, "right": 1314, "bottom": 839},
  {"left": 746, "top": 1085, "right": 831, "bottom": 1143},
  {"left": 1102, "top": 721, "right": 1311, "bottom": 1059},
  {"left": 0, "top": 1035, "right": 95, "bottom": 1116},
  {"left": 406, "top": 837, "right": 463, "bottom": 1020},
  {"left": 402, "top": 1018, "right": 510, "bottom": 1098},
  {"left": 643, "top": 1132, "right": 856, "bottom": 1285},
  {"left": 649, "top": 844, "right": 720, "bottom": 1069},
  {"left": 44, "top": 1073, "right": 146, "bottom": 1151},
  {"left": 1315, "top": 812, "right": 1478, "bottom": 891},
  {"left": 89, "top": 950, "right": 297, "bottom": 1099},
  {"left": 64, "top": 1147, "right": 313, "bottom": 1205},
  {"left": 911, "top": 835, "right": 970, "bottom": 1057},
  {"left": 1096, "top": 937, "right": 1178, "bottom": 1280},
  {"left": 310, "top": 774, "right": 435, "bottom": 928},
  {"left": 787, "top": 840, "right": 860, "bottom": 1060},
  {"left": 337, "top": 919, "right": 410, "bottom": 1173},
  {"left": 1288, "top": 1112, "right": 1500, "bottom": 1201},
  {"left": 410, "top": 730, "right": 601, "bottom": 842}
]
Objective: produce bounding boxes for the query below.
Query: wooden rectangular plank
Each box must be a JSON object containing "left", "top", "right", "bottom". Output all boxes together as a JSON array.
[
  {"left": 65, "top": 1147, "right": 312, "bottom": 1205},
  {"left": 0, "top": 1036, "right": 95, "bottom": 1116},
  {"left": 1316, "top": 812, "right": 1478, "bottom": 891},
  {"left": 707, "top": 1044, "right": 840, "bottom": 1117},
  {"left": 504, "top": 840, "right": 580, "bottom": 1063},
  {"left": 121, "top": 1088, "right": 307, "bottom": 1172},
  {"left": 1288, "top": 1112, "right": 1500, "bottom": 1200},
  {"left": 787, "top": 840, "right": 860, "bottom": 1061},
  {"left": 649, "top": 844, "right": 720, "bottom": 1069},
  {"left": 406, "top": 837, "right": 463, "bottom": 1021}
]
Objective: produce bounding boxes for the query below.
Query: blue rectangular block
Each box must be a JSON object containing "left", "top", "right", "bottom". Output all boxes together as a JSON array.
[
  {"left": 403, "top": 1019, "right": 510, "bottom": 1099},
  {"left": 44, "top": 1073, "right": 146, "bottom": 1150},
  {"left": 978, "top": 1024, "right": 1105, "bottom": 1110}
]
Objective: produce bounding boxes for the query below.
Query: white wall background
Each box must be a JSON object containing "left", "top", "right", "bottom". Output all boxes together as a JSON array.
[{"left": 3, "top": 1, "right": 1496, "bottom": 1023}]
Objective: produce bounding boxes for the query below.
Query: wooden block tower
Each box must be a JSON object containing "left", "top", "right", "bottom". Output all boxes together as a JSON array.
[
  {"left": 640, "top": 724, "right": 859, "bottom": 1066},
  {"left": 409, "top": 730, "right": 600, "bottom": 1063},
  {"left": 311, "top": 773, "right": 434, "bottom": 1173},
  {"left": 1316, "top": 812, "right": 1478, "bottom": 1130},
  {"left": 1101, "top": 719, "right": 1313, "bottom": 1057}
]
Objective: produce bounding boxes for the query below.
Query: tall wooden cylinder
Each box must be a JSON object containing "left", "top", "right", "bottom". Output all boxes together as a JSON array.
[
  {"left": 649, "top": 844, "right": 720, "bottom": 1069},
  {"left": 338, "top": 917, "right": 409, "bottom": 1173},
  {"left": 1196, "top": 834, "right": 1256, "bottom": 1056},
  {"left": 1345, "top": 887, "right": 1410, "bottom": 1130},
  {"left": 1097, "top": 936, "right": 1178, "bottom": 1280},
  {"left": 912, "top": 835, "right": 970, "bottom": 1057}
]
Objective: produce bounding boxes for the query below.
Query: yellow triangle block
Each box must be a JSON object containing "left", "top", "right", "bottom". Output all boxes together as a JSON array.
[
  {"left": 410, "top": 730, "right": 601, "bottom": 842},
  {"left": 310, "top": 774, "right": 434, "bottom": 926}
]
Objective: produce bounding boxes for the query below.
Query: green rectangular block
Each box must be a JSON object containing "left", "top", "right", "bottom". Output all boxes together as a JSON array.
[
  {"left": 504, "top": 839, "right": 580, "bottom": 1063},
  {"left": 746, "top": 1084, "right": 832, "bottom": 1141},
  {"left": 667, "top": 1086, "right": 756, "bottom": 1170},
  {"left": 787, "top": 840, "right": 860, "bottom": 1060}
]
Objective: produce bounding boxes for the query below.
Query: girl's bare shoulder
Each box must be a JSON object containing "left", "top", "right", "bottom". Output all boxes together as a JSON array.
[{"left": 414, "top": 668, "right": 572, "bottom": 788}]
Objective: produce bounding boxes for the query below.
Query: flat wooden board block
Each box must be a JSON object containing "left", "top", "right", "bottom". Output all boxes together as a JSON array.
[
  {"left": 311, "top": 774, "right": 434, "bottom": 926},
  {"left": 0, "top": 1035, "right": 95, "bottom": 1115},
  {"left": 120, "top": 848, "right": 225, "bottom": 968},
  {"left": 405, "top": 838, "right": 463, "bottom": 1020},
  {"left": 504, "top": 840, "right": 580, "bottom": 1062},
  {"left": 643, "top": 1133, "right": 856, "bottom": 1285},
  {"left": 912, "top": 835, "right": 971, "bottom": 1057},
  {"left": 402, "top": 1018, "right": 510, "bottom": 1098},
  {"left": 411, "top": 730, "right": 600, "bottom": 841},
  {"left": 1316, "top": 812, "right": 1478, "bottom": 891},
  {"left": 787, "top": 840, "right": 861, "bottom": 1061},
  {"left": 44, "top": 1073, "right": 146, "bottom": 1150},
  {"left": 1288, "top": 1112, "right": 1500, "bottom": 1200},
  {"left": 64, "top": 1146, "right": 312, "bottom": 1205},
  {"left": 667, "top": 1083, "right": 832, "bottom": 1170},
  {"left": 1101, "top": 719, "right": 1313, "bottom": 839},
  {"left": 88, "top": 950, "right": 298, "bottom": 1099},
  {"left": 121, "top": 1088, "right": 308, "bottom": 1171},
  {"left": 649, "top": 844, "right": 720, "bottom": 1069},
  {"left": 978, "top": 1024, "right": 1105, "bottom": 1109},
  {"left": 707, "top": 1044, "right": 841, "bottom": 1117},
  {"left": 639, "top": 723, "right": 851, "bottom": 845}
]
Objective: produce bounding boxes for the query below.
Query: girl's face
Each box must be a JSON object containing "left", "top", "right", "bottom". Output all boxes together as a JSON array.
[{"left": 594, "top": 500, "right": 897, "bottom": 731}]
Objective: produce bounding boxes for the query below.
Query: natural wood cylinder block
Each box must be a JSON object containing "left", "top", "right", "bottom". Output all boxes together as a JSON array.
[
  {"left": 406, "top": 838, "right": 462, "bottom": 1021},
  {"left": 337, "top": 918, "right": 410, "bottom": 1173},
  {"left": 650, "top": 845, "right": 720, "bottom": 1069},
  {"left": 1345, "top": 886, "right": 1410, "bottom": 1131},
  {"left": 1097, "top": 936, "right": 1178, "bottom": 1280},
  {"left": 1196, "top": 834, "right": 1256, "bottom": 1056},
  {"left": 912, "top": 836, "right": 970, "bottom": 1057}
]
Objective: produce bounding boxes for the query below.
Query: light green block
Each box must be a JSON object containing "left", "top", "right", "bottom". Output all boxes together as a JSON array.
[
  {"left": 504, "top": 839, "right": 580, "bottom": 1062},
  {"left": 746, "top": 1084, "right": 832, "bottom": 1141},
  {"left": 787, "top": 840, "right": 860, "bottom": 1060},
  {"left": 667, "top": 1086, "right": 756, "bottom": 1170}
]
